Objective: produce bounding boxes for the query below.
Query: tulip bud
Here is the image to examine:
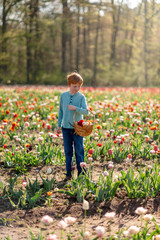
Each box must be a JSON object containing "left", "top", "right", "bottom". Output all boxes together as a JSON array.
[
  {"left": 46, "top": 168, "right": 52, "bottom": 174},
  {"left": 108, "top": 149, "right": 113, "bottom": 155},
  {"left": 128, "top": 226, "right": 140, "bottom": 235},
  {"left": 41, "top": 215, "right": 53, "bottom": 225},
  {"left": 135, "top": 207, "right": 147, "bottom": 215},
  {"left": 95, "top": 226, "right": 105, "bottom": 238},
  {"left": 82, "top": 199, "right": 89, "bottom": 210},
  {"left": 84, "top": 231, "right": 91, "bottom": 239}
]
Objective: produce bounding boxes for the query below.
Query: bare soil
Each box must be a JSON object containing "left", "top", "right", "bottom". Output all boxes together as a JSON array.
[{"left": 0, "top": 160, "right": 160, "bottom": 240}]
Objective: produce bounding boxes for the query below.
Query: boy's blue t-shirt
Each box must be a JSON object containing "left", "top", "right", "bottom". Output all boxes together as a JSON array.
[{"left": 58, "top": 91, "right": 88, "bottom": 129}]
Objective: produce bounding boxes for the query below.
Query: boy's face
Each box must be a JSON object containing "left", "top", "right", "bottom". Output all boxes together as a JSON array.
[{"left": 69, "top": 83, "right": 81, "bottom": 94}]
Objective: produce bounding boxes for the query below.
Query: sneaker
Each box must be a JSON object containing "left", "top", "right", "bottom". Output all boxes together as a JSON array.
[{"left": 64, "top": 176, "right": 72, "bottom": 181}]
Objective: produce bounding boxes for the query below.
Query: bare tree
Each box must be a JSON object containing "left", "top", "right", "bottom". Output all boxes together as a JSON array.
[
  {"left": 1, "top": 0, "right": 22, "bottom": 76},
  {"left": 33, "top": 0, "right": 40, "bottom": 82},
  {"left": 25, "top": 0, "right": 34, "bottom": 83},
  {"left": 110, "top": 0, "right": 124, "bottom": 64},
  {"left": 68, "top": 9, "right": 73, "bottom": 72},
  {"left": 83, "top": 1, "right": 87, "bottom": 67},
  {"left": 86, "top": 4, "right": 92, "bottom": 68},
  {"left": 76, "top": 0, "right": 80, "bottom": 72},
  {"left": 128, "top": 2, "right": 142, "bottom": 62},
  {"left": 92, "top": 3, "right": 101, "bottom": 86},
  {"left": 144, "top": 0, "right": 149, "bottom": 86},
  {"left": 61, "top": 0, "right": 68, "bottom": 74}
]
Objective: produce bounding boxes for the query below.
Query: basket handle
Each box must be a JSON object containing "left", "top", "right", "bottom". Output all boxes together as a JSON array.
[{"left": 73, "top": 109, "right": 95, "bottom": 124}]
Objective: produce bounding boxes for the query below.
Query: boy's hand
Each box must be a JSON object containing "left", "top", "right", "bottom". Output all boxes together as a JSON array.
[
  {"left": 67, "top": 105, "right": 76, "bottom": 110},
  {"left": 57, "top": 127, "right": 61, "bottom": 134}
]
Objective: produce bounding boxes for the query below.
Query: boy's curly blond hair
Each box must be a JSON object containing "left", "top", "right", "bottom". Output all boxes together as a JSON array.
[{"left": 67, "top": 72, "right": 83, "bottom": 86}]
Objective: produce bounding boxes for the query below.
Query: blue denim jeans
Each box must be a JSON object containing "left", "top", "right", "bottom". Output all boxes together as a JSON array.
[{"left": 62, "top": 127, "right": 85, "bottom": 177}]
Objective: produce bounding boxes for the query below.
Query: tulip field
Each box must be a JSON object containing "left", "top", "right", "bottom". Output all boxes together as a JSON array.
[{"left": 0, "top": 86, "right": 160, "bottom": 240}]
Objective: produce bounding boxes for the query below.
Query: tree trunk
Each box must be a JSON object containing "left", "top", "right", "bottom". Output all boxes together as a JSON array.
[
  {"left": 100, "top": 23, "right": 105, "bottom": 65},
  {"left": 83, "top": 2, "right": 87, "bottom": 67},
  {"left": 128, "top": 2, "right": 142, "bottom": 62},
  {"left": 1, "top": 0, "right": 22, "bottom": 78},
  {"left": 124, "top": 6, "right": 129, "bottom": 63},
  {"left": 1, "top": 0, "right": 7, "bottom": 74},
  {"left": 33, "top": 0, "right": 40, "bottom": 83},
  {"left": 76, "top": 1, "right": 80, "bottom": 72},
  {"left": 25, "top": 0, "right": 34, "bottom": 84},
  {"left": 86, "top": 6, "right": 91, "bottom": 68},
  {"left": 151, "top": 0, "right": 155, "bottom": 27},
  {"left": 61, "top": 0, "right": 68, "bottom": 74},
  {"left": 26, "top": 31, "right": 32, "bottom": 84},
  {"left": 68, "top": 35, "right": 73, "bottom": 72},
  {"left": 68, "top": 8, "right": 73, "bottom": 72},
  {"left": 92, "top": 8, "right": 101, "bottom": 86},
  {"left": 110, "top": 0, "right": 123, "bottom": 65},
  {"left": 144, "top": 0, "right": 149, "bottom": 86}
]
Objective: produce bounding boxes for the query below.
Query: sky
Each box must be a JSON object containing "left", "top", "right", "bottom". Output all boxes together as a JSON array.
[
  {"left": 126, "top": 0, "right": 160, "bottom": 8},
  {"left": 126, "top": 0, "right": 141, "bottom": 9}
]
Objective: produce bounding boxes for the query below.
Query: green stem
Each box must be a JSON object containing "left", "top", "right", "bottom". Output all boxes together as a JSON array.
[
  {"left": 61, "top": 229, "right": 64, "bottom": 240},
  {"left": 84, "top": 210, "right": 87, "bottom": 233}
]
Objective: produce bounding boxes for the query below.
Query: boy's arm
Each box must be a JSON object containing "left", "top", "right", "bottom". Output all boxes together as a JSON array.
[
  {"left": 76, "top": 96, "right": 88, "bottom": 115},
  {"left": 57, "top": 95, "right": 63, "bottom": 128}
]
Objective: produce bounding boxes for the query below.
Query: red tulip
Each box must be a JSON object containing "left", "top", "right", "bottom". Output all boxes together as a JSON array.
[
  {"left": 154, "top": 145, "right": 158, "bottom": 152},
  {"left": 77, "top": 120, "right": 84, "bottom": 127},
  {"left": 128, "top": 153, "right": 132, "bottom": 159},
  {"left": 97, "top": 143, "right": 103, "bottom": 147},
  {"left": 89, "top": 149, "right": 93, "bottom": 154}
]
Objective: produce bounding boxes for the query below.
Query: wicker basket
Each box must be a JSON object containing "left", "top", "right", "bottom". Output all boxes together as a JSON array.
[{"left": 73, "top": 110, "right": 94, "bottom": 137}]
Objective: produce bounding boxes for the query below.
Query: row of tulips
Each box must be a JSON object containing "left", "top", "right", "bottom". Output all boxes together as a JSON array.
[
  {"left": 1, "top": 125, "right": 160, "bottom": 173},
  {"left": 0, "top": 161, "right": 160, "bottom": 209},
  {"left": 54, "top": 161, "right": 160, "bottom": 201},
  {"left": 4, "top": 206, "right": 159, "bottom": 239},
  {"left": 38, "top": 205, "right": 160, "bottom": 239}
]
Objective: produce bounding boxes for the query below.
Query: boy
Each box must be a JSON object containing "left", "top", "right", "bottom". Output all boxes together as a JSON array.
[{"left": 57, "top": 72, "right": 88, "bottom": 180}]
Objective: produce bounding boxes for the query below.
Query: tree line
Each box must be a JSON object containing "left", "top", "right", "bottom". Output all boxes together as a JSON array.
[{"left": 0, "top": 0, "right": 160, "bottom": 86}]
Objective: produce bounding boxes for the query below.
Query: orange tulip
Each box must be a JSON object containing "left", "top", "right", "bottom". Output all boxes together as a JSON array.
[
  {"left": 47, "top": 191, "right": 52, "bottom": 196},
  {"left": 150, "top": 126, "right": 157, "bottom": 130}
]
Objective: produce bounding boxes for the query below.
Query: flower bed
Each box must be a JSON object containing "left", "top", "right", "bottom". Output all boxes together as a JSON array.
[{"left": 0, "top": 86, "right": 160, "bottom": 239}]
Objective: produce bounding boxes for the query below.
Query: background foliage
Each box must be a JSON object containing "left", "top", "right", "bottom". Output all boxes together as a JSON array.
[{"left": 0, "top": 0, "right": 160, "bottom": 86}]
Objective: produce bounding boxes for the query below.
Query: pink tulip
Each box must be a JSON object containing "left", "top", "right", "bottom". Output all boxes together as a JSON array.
[
  {"left": 47, "top": 234, "right": 58, "bottom": 240},
  {"left": 64, "top": 216, "right": 76, "bottom": 225},
  {"left": 108, "top": 163, "right": 114, "bottom": 169},
  {"left": 135, "top": 207, "right": 147, "bottom": 215},
  {"left": 103, "top": 171, "right": 109, "bottom": 176},
  {"left": 41, "top": 215, "right": 53, "bottom": 225},
  {"left": 128, "top": 226, "right": 140, "bottom": 235},
  {"left": 80, "top": 162, "right": 86, "bottom": 168},
  {"left": 22, "top": 180, "right": 27, "bottom": 187},
  {"left": 147, "top": 165, "right": 152, "bottom": 170},
  {"left": 58, "top": 220, "right": 68, "bottom": 229},
  {"left": 84, "top": 231, "right": 91, "bottom": 239},
  {"left": 95, "top": 226, "right": 105, "bottom": 238},
  {"left": 105, "top": 212, "right": 116, "bottom": 221}
]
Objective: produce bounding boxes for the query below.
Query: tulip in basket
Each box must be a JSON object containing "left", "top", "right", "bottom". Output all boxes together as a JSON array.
[{"left": 73, "top": 111, "right": 94, "bottom": 137}]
